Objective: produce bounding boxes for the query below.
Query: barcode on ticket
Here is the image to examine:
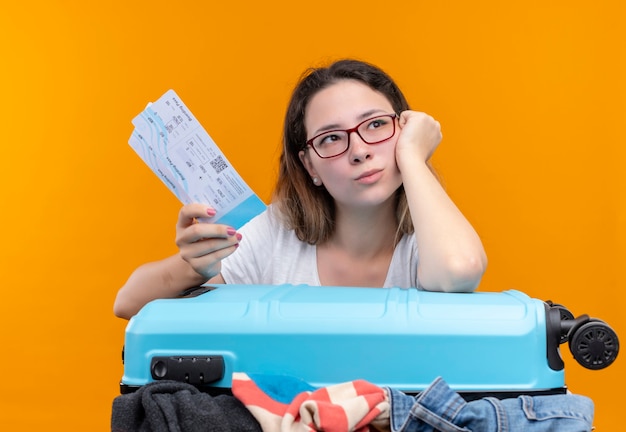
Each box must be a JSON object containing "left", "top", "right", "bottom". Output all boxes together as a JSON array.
[{"left": 210, "top": 155, "right": 228, "bottom": 174}]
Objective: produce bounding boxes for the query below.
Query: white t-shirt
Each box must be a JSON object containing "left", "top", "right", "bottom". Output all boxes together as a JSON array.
[{"left": 221, "top": 205, "right": 420, "bottom": 288}]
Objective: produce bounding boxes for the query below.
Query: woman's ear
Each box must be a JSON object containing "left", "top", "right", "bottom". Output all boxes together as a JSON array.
[{"left": 299, "top": 150, "right": 317, "bottom": 179}]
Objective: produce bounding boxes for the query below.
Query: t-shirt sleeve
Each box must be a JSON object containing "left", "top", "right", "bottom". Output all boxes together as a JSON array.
[{"left": 384, "top": 233, "right": 420, "bottom": 289}]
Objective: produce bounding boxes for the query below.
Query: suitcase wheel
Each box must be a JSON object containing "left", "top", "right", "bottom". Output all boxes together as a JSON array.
[{"left": 569, "top": 318, "right": 620, "bottom": 370}]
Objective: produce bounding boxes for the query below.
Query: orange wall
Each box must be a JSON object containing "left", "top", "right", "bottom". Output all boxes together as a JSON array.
[{"left": 1, "top": 0, "right": 623, "bottom": 430}]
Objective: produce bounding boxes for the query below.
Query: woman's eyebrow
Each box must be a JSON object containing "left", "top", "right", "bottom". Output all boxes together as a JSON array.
[
  {"left": 313, "top": 109, "right": 389, "bottom": 135},
  {"left": 357, "top": 108, "right": 387, "bottom": 120},
  {"left": 314, "top": 122, "right": 342, "bottom": 135}
]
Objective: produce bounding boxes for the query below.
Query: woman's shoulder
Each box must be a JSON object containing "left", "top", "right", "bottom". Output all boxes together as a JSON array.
[
  {"left": 237, "top": 204, "right": 302, "bottom": 247},
  {"left": 239, "top": 204, "right": 284, "bottom": 231}
]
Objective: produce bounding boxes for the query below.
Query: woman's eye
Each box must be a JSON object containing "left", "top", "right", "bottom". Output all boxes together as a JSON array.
[
  {"left": 368, "top": 119, "right": 386, "bottom": 129},
  {"left": 319, "top": 134, "right": 343, "bottom": 146}
]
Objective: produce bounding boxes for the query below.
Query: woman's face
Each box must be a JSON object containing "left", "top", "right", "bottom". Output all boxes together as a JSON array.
[{"left": 299, "top": 79, "right": 402, "bottom": 210}]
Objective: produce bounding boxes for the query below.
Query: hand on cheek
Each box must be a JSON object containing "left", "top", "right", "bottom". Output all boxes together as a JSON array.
[{"left": 396, "top": 111, "right": 442, "bottom": 164}]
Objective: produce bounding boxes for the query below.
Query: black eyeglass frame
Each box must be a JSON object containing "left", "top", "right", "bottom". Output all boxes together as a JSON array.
[{"left": 303, "top": 113, "right": 398, "bottom": 159}]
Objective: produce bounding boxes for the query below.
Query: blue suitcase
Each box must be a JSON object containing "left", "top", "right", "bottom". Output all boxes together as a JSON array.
[{"left": 119, "top": 284, "right": 618, "bottom": 399}]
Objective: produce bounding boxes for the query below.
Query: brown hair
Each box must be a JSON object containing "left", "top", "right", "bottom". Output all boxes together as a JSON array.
[{"left": 273, "top": 59, "right": 417, "bottom": 244}]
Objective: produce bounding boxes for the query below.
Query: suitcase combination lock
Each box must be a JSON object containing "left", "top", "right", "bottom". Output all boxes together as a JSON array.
[{"left": 150, "top": 356, "right": 225, "bottom": 385}]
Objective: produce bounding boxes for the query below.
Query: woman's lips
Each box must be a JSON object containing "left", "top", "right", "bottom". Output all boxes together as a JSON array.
[{"left": 355, "top": 169, "right": 383, "bottom": 184}]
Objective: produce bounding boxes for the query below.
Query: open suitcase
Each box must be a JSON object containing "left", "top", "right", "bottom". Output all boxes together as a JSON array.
[{"left": 119, "top": 284, "right": 619, "bottom": 400}]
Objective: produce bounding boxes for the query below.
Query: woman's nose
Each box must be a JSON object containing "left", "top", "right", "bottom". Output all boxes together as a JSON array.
[{"left": 348, "top": 131, "right": 371, "bottom": 163}]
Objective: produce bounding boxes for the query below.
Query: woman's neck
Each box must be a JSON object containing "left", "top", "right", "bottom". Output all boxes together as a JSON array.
[
  {"left": 316, "top": 202, "right": 398, "bottom": 287},
  {"left": 328, "top": 202, "right": 398, "bottom": 258}
]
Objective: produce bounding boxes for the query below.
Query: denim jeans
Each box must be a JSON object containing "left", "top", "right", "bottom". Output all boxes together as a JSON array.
[{"left": 387, "top": 377, "right": 594, "bottom": 432}]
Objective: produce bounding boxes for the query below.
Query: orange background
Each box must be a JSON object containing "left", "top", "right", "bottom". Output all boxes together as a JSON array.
[{"left": 1, "top": 0, "right": 624, "bottom": 430}]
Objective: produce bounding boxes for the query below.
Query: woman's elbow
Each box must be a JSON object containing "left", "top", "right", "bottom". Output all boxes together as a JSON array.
[
  {"left": 113, "top": 292, "right": 137, "bottom": 320},
  {"left": 420, "top": 253, "right": 487, "bottom": 293},
  {"left": 446, "top": 254, "right": 487, "bottom": 292}
]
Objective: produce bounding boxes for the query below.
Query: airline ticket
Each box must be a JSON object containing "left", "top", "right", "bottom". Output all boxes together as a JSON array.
[{"left": 128, "top": 89, "right": 266, "bottom": 228}]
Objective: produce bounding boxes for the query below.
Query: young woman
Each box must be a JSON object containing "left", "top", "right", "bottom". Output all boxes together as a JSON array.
[{"left": 114, "top": 59, "right": 487, "bottom": 320}]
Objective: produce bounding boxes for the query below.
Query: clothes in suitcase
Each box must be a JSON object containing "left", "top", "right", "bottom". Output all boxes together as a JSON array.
[{"left": 119, "top": 284, "right": 618, "bottom": 400}]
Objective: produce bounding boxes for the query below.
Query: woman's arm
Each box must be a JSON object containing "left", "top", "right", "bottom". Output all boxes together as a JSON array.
[
  {"left": 113, "top": 203, "right": 239, "bottom": 319},
  {"left": 396, "top": 111, "right": 487, "bottom": 292},
  {"left": 113, "top": 254, "right": 222, "bottom": 319}
]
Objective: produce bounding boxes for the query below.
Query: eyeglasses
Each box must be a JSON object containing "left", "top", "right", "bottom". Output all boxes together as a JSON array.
[{"left": 304, "top": 113, "right": 398, "bottom": 159}]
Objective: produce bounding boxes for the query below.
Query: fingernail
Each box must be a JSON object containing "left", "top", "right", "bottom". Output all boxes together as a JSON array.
[
  {"left": 207, "top": 208, "right": 217, "bottom": 216},
  {"left": 226, "top": 227, "right": 236, "bottom": 236},
  {"left": 236, "top": 233, "right": 242, "bottom": 241}
]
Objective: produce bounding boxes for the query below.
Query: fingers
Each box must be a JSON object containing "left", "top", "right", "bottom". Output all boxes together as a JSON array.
[
  {"left": 173, "top": 203, "right": 243, "bottom": 278},
  {"left": 398, "top": 110, "right": 441, "bottom": 135},
  {"left": 180, "top": 238, "right": 239, "bottom": 279},
  {"left": 177, "top": 217, "right": 236, "bottom": 244},
  {"left": 176, "top": 203, "right": 217, "bottom": 229},
  {"left": 175, "top": 213, "right": 242, "bottom": 278},
  {"left": 396, "top": 111, "right": 442, "bottom": 164},
  {"left": 399, "top": 110, "right": 442, "bottom": 141}
]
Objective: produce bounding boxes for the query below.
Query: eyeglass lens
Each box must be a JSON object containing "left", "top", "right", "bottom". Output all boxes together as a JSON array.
[{"left": 310, "top": 115, "right": 396, "bottom": 158}]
